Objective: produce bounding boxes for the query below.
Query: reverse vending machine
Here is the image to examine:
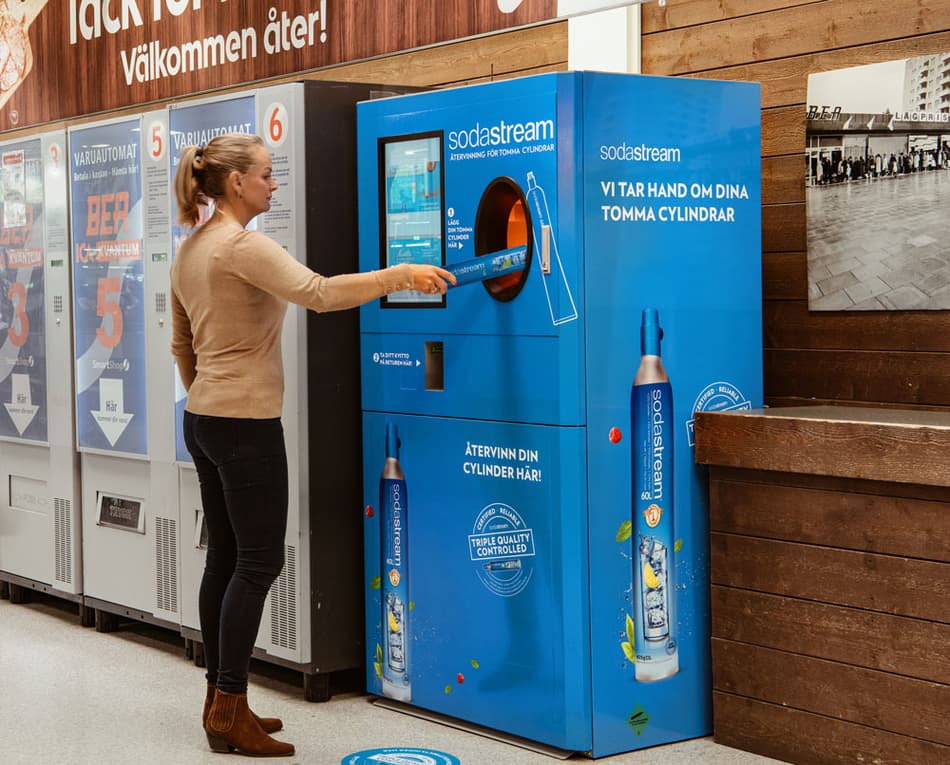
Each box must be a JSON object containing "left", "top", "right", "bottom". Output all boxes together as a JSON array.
[
  {"left": 359, "top": 72, "right": 763, "bottom": 757},
  {"left": 172, "top": 82, "right": 406, "bottom": 700},
  {"left": 70, "top": 110, "right": 180, "bottom": 629},
  {"left": 0, "top": 131, "right": 83, "bottom": 607}
]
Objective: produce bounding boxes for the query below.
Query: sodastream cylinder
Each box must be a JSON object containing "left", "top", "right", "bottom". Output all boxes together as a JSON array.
[
  {"left": 631, "top": 309, "right": 679, "bottom": 682},
  {"left": 380, "top": 423, "right": 411, "bottom": 700}
]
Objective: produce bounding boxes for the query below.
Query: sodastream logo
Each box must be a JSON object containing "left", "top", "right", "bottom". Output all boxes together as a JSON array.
[{"left": 446, "top": 117, "right": 555, "bottom": 150}]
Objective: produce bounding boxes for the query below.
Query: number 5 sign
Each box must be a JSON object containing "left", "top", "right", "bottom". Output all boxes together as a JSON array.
[{"left": 147, "top": 120, "right": 166, "bottom": 162}]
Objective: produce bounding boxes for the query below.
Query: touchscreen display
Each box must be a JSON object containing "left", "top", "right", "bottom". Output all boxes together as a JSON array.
[{"left": 379, "top": 132, "right": 445, "bottom": 307}]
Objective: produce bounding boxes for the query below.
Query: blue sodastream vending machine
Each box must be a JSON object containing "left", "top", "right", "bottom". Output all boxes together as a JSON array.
[{"left": 358, "top": 72, "right": 762, "bottom": 757}]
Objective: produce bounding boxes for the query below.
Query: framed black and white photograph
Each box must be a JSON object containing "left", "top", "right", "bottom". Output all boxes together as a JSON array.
[{"left": 806, "top": 55, "right": 950, "bottom": 310}]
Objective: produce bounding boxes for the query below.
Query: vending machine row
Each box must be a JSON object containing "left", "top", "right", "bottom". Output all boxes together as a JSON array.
[{"left": 0, "top": 81, "right": 411, "bottom": 702}]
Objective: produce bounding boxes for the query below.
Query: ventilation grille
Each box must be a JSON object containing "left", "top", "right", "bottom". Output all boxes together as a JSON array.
[
  {"left": 155, "top": 292, "right": 167, "bottom": 313},
  {"left": 54, "top": 498, "right": 71, "bottom": 585},
  {"left": 269, "top": 545, "right": 297, "bottom": 651},
  {"left": 155, "top": 517, "right": 178, "bottom": 613},
  {"left": 53, "top": 295, "right": 64, "bottom": 313}
]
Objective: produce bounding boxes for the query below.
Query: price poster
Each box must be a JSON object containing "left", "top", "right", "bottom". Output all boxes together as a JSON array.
[
  {"left": 70, "top": 119, "right": 148, "bottom": 455},
  {"left": 169, "top": 95, "right": 256, "bottom": 462},
  {"left": 0, "top": 138, "right": 47, "bottom": 441}
]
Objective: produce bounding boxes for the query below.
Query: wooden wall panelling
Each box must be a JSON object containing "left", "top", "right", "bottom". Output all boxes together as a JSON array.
[
  {"left": 685, "top": 30, "right": 950, "bottom": 109},
  {"left": 761, "top": 155, "right": 804, "bottom": 205},
  {"left": 306, "top": 22, "right": 568, "bottom": 88},
  {"left": 764, "top": 348, "right": 950, "bottom": 405},
  {"left": 760, "top": 105, "right": 803, "bottom": 157},
  {"left": 708, "top": 464, "right": 950, "bottom": 501},
  {"left": 696, "top": 410, "right": 950, "bottom": 485},
  {"left": 761, "top": 203, "right": 805, "bottom": 252},
  {"left": 762, "top": 252, "right": 807, "bottom": 299},
  {"left": 765, "top": 300, "right": 950, "bottom": 351},
  {"left": 709, "top": 478, "right": 950, "bottom": 560},
  {"left": 710, "top": 533, "right": 950, "bottom": 621},
  {"left": 642, "top": 1, "right": 950, "bottom": 410},
  {"left": 711, "top": 587, "right": 950, "bottom": 683},
  {"left": 713, "top": 639, "right": 950, "bottom": 744},
  {"left": 641, "top": 0, "right": 823, "bottom": 34},
  {"left": 641, "top": 0, "right": 950, "bottom": 75},
  {"left": 701, "top": 410, "right": 950, "bottom": 763},
  {"left": 764, "top": 395, "right": 950, "bottom": 411},
  {"left": 713, "top": 693, "right": 950, "bottom": 765}
]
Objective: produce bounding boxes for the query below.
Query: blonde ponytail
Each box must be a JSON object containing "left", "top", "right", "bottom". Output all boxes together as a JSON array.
[{"left": 173, "top": 133, "right": 265, "bottom": 227}]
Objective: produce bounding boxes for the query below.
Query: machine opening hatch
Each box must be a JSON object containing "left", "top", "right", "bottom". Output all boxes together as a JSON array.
[{"left": 474, "top": 177, "right": 533, "bottom": 302}]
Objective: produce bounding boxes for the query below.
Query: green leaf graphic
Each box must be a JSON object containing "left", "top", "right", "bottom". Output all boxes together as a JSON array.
[
  {"left": 625, "top": 614, "right": 635, "bottom": 645},
  {"left": 616, "top": 520, "right": 632, "bottom": 543},
  {"left": 376, "top": 644, "right": 383, "bottom": 663},
  {"left": 674, "top": 539, "right": 683, "bottom": 553},
  {"left": 409, "top": 601, "right": 415, "bottom": 611},
  {"left": 370, "top": 576, "right": 381, "bottom": 590},
  {"left": 373, "top": 662, "right": 382, "bottom": 679},
  {"left": 444, "top": 685, "right": 453, "bottom": 695},
  {"left": 470, "top": 659, "right": 480, "bottom": 670},
  {"left": 627, "top": 704, "right": 650, "bottom": 736},
  {"left": 621, "top": 641, "right": 636, "bottom": 664}
]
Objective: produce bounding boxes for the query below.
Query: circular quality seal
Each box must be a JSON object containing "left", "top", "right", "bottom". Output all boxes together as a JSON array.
[
  {"left": 468, "top": 502, "right": 535, "bottom": 597},
  {"left": 686, "top": 380, "right": 751, "bottom": 446},
  {"left": 342, "top": 748, "right": 460, "bottom": 765}
]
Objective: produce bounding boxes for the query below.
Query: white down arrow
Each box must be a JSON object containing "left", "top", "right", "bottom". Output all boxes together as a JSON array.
[{"left": 4, "top": 373, "right": 38, "bottom": 435}]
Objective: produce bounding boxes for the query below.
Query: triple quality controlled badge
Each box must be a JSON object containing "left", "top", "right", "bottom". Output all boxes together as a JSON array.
[{"left": 467, "top": 502, "right": 536, "bottom": 597}]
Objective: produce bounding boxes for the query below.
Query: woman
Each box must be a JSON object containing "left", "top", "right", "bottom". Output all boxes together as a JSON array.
[{"left": 171, "top": 133, "right": 454, "bottom": 757}]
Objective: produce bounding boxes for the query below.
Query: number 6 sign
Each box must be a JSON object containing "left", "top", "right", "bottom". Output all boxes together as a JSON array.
[{"left": 263, "top": 102, "right": 288, "bottom": 148}]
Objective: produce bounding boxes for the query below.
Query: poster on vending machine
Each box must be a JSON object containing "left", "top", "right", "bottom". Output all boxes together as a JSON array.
[
  {"left": 70, "top": 118, "right": 148, "bottom": 455},
  {"left": 0, "top": 138, "right": 47, "bottom": 442}
]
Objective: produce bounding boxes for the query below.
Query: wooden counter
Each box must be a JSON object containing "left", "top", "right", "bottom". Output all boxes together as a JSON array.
[{"left": 694, "top": 406, "right": 950, "bottom": 765}]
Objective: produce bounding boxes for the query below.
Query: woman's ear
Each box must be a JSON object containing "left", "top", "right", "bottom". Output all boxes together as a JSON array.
[{"left": 227, "top": 169, "right": 243, "bottom": 198}]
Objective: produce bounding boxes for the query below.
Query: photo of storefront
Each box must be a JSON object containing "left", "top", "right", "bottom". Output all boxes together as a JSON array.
[{"left": 806, "top": 54, "right": 950, "bottom": 310}]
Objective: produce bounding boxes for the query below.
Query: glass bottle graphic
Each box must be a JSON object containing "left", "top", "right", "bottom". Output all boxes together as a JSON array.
[
  {"left": 631, "top": 309, "right": 679, "bottom": 681},
  {"left": 525, "top": 171, "right": 578, "bottom": 325},
  {"left": 380, "top": 423, "right": 411, "bottom": 701}
]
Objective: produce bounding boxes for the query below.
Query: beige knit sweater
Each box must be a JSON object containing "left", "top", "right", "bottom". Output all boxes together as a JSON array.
[{"left": 170, "top": 219, "right": 412, "bottom": 419}]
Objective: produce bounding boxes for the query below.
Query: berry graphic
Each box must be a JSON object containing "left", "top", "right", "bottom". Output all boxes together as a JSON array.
[
  {"left": 608, "top": 427, "right": 622, "bottom": 444},
  {"left": 365, "top": 505, "right": 374, "bottom": 517},
  {"left": 456, "top": 673, "right": 464, "bottom": 684}
]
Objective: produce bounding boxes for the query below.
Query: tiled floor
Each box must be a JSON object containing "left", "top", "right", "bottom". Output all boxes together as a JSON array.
[
  {"left": 0, "top": 593, "right": 783, "bottom": 764},
  {"left": 806, "top": 168, "right": 950, "bottom": 310}
]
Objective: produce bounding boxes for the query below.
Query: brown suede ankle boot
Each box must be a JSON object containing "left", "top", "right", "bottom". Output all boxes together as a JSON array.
[
  {"left": 203, "top": 683, "right": 283, "bottom": 733},
  {"left": 205, "top": 688, "right": 294, "bottom": 757}
]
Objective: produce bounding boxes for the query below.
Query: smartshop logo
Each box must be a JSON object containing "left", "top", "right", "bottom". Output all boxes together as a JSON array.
[{"left": 447, "top": 117, "right": 555, "bottom": 150}]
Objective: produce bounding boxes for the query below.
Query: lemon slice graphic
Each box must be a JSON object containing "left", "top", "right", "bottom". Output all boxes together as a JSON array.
[
  {"left": 643, "top": 561, "right": 660, "bottom": 590},
  {"left": 387, "top": 610, "right": 400, "bottom": 633}
]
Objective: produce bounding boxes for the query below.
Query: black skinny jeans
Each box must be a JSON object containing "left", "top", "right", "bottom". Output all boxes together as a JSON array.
[{"left": 183, "top": 411, "right": 288, "bottom": 694}]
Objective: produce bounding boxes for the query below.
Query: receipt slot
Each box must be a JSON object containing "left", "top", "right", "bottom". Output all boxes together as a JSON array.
[
  {"left": 0, "top": 130, "right": 83, "bottom": 609},
  {"left": 358, "top": 72, "right": 763, "bottom": 757}
]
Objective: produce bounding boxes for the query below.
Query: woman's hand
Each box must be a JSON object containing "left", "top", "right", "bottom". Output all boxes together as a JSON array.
[{"left": 407, "top": 264, "right": 457, "bottom": 295}]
